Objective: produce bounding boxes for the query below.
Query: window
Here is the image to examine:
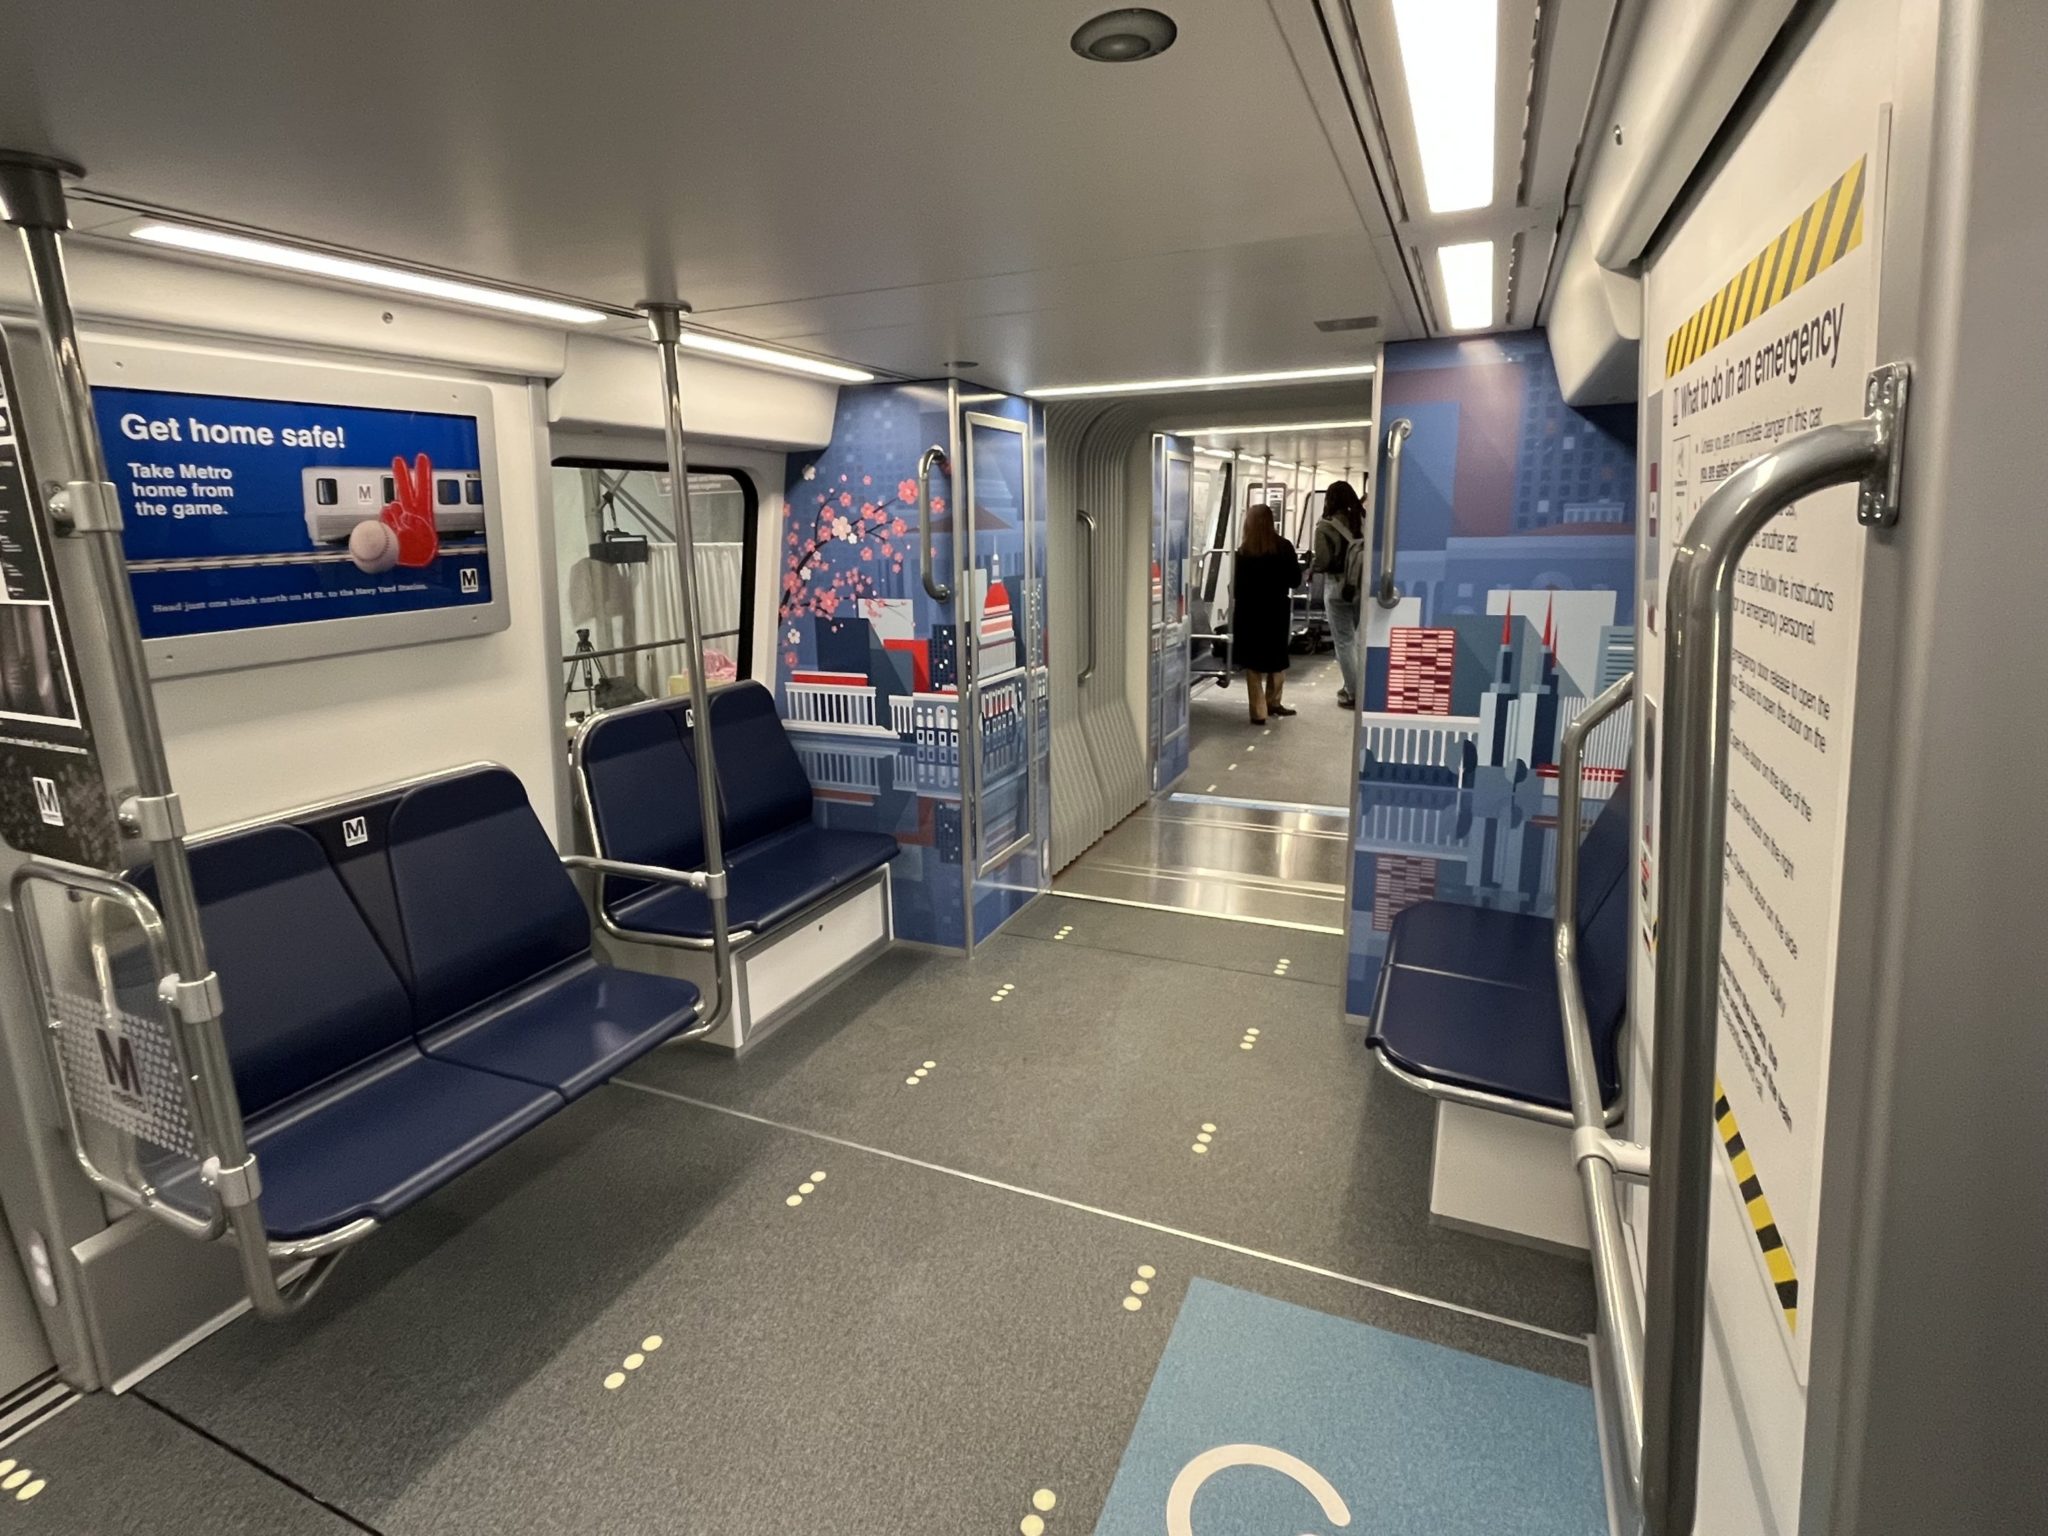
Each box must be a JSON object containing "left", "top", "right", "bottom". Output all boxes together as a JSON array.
[
  {"left": 436, "top": 477, "right": 462, "bottom": 506},
  {"left": 465, "top": 477, "right": 486, "bottom": 505},
  {"left": 382, "top": 475, "right": 396, "bottom": 503},
  {"left": 550, "top": 459, "right": 759, "bottom": 725},
  {"left": 315, "top": 477, "right": 338, "bottom": 506}
]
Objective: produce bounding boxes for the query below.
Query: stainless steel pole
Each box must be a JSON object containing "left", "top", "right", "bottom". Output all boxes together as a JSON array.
[
  {"left": 1642, "top": 363, "right": 1908, "bottom": 1536},
  {"left": 1554, "top": 671, "right": 1646, "bottom": 1504},
  {"left": 0, "top": 152, "right": 315, "bottom": 1314},
  {"left": 642, "top": 304, "right": 733, "bottom": 1034}
]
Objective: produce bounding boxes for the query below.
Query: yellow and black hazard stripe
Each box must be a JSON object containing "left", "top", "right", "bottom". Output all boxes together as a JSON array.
[
  {"left": 1664, "top": 155, "right": 1868, "bottom": 380},
  {"left": 1714, "top": 1077, "right": 1798, "bottom": 1333}
]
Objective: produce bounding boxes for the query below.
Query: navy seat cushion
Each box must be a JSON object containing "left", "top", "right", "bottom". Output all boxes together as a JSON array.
[
  {"left": 707, "top": 682, "right": 815, "bottom": 847},
  {"left": 1373, "top": 966, "right": 1577, "bottom": 1112},
  {"left": 135, "top": 824, "right": 417, "bottom": 1118},
  {"left": 581, "top": 703, "right": 707, "bottom": 908},
  {"left": 1370, "top": 775, "right": 1633, "bottom": 1112},
  {"left": 613, "top": 824, "right": 899, "bottom": 940},
  {"left": 419, "top": 957, "right": 700, "bottom": 1099},
  {"left": 1382, "top": 903, "right": 1553, "bottom": 991},
  {"left": 386, "top": 768, "right": 592, "bottom": 1025},
  {"left": 241, "top": 1046, "right": 561, "bottom": 1240}
]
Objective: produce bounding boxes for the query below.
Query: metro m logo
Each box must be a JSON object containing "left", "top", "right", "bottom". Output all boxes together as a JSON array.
[
  {"left": 459, "top": 566, "right": 480, "bottom": 594},
  {"left": 341, "top": 815, "right": 369, "bottom": 848},
  {"left": 95, "top": 1027, "right": 142, "bottom": 1101}
]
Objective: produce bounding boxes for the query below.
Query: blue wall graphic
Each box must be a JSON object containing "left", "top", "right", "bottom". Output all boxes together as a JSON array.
[
  {"left": 773, "top": 383, "right": 1047, "bottom": 947},
  {"left": 1348, "top": 333, "right": 1638, "bottom": 1015}
]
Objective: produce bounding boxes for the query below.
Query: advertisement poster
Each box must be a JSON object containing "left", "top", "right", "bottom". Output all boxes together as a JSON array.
[
  {"left": 0, "top": 333, "right": 120, "bottom": 867},
  {"left": 90, "top": 387, "right": 493, "bottom": 641},
  {"left": 1655, "top": 134, "right": 1884, "bottom": 1374}
]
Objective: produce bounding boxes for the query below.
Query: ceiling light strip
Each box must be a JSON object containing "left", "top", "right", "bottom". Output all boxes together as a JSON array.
[
  {"left": 1437, "top": 241, "right": 1497, "bottom": 331},
  {"left": 126, "top": 218, "right": 878, "bottom": 382},
  {"left": 1027, "top": 363, "right": 1376, "bottom": 400},
  {"left": 131, "top": 222, "right": 612, "bottom": 325},
  {"left": 1390, "top": 0, "right": 1498, "bottom": 216},
  {"left": 1169, "top": 418, "right": 1373, "bottom": 436}
]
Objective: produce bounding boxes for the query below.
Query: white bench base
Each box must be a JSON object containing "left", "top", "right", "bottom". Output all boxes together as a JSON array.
[
  {"left": 595, "top": 869, "right": 893, "bottom": 1053},
  {"left": 1429, "top": 1101, "right": 1589, "bottom": 1255}
]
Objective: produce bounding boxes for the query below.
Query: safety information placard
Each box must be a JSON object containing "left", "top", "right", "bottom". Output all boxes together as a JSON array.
[
  {"left": 90, "top": 387, "right": 494, "bottom": 640},
  {"left": 0, "top": 332, "right": 119, "bottom": 868},
  {"left": 1656, "top": 133, "right": 1885, "bottom": 1374}
]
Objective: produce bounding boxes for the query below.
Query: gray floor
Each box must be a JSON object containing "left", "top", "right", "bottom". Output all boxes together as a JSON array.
[
  {"left": 8, "top": 746, "right": 1601, "bottom": 1533},
  {"left": 1184, "top": 650, "right": 1354, "bottom": 808},
  {"left": 1051, "top": 800, "right": 1350, "bottom": 931}
]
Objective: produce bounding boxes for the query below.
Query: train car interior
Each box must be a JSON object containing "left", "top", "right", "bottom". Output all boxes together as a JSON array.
[{"left": 0, "top": 1, "right": 2036, "bottom": 1532}]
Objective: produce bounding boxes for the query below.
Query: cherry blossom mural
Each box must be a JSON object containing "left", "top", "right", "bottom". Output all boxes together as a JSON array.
[{"left": 776, "top": 468, "right": 933, "bottom": 667}]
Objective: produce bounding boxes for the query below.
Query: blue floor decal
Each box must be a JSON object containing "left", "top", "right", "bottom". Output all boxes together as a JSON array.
[{"left": 1095, "top": 1280, "right": 1604, "bottom": 1536}]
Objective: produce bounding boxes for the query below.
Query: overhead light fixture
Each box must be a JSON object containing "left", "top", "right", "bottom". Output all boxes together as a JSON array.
[
  {"left": 670, "top": 328, "right": 875, "bottom": 384},
  {"left": 1170, "top": 417, "right": 1373, "bottom": 436},
  {"left": 1027, "top": 362, "right": 1375, "bottom": 400},
  {"left": 1390, "top": 0, "right": 1497, "bottom": 214},
  {"left": 1071, "top": 8, "right": 1178, "bottom": 63},
  {"left": 1192, "top": 446, "right": 1303, "bottom": 471},
  {"left": 130, "top": 221, "right": 610, "bottom": 325},
  {"left": 1437, "top": 241, "right": 1496, "bottom": 331}
]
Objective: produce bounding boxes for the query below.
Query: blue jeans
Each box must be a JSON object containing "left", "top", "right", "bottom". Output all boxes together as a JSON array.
[{"left": 1325, "top": 593, "right": 1361, "bottom": 700}]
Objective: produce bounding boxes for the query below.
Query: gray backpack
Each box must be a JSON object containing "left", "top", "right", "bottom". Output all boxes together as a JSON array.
[{"left": 1339, "top": 528, "right": 1368, "bottom": 604}]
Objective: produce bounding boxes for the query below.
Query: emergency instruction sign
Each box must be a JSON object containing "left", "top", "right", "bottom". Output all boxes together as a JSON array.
[{"left": 1653, "top": 137, "right": 1884, "bottom": 1375}]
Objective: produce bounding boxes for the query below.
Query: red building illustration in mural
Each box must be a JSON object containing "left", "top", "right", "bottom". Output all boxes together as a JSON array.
[{"left": 1386, "top": 628, "right": 1457, "bottom": 716}]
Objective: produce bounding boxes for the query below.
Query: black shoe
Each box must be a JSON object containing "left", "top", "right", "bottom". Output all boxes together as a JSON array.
[
  {"left": 1271, "top": 704, "right": 1297, "bottom": 717},
  {"left": 1336, "top": 691, "right": 1355, "bottom": 707}
]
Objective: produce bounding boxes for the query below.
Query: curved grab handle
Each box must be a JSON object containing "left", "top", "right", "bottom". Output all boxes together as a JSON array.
[
  {"left": 1376, "top": 418, "right": 1413, "bottom": 608},
  {"left": 917, "top": 445, "right": 952, "bottom": 603},
  {"left": 1642, "top": 361, "right": 1908, "bottom": 1536},
  {"left": 1076, "top": 509, "right": 1098, "bottom": 685}
]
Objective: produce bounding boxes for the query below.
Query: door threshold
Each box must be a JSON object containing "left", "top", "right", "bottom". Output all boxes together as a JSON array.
[{"left": 1044, "top": 888, "right": 1345, "bottom": 935}]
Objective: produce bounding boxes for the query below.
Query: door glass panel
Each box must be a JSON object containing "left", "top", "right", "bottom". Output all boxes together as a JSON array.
[{"left": 964, "top": 419, "right": 1032, "bottom": 874}]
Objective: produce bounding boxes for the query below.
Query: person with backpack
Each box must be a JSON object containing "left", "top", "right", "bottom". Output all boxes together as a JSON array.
[
  {"left": 1229, "top": 504, "right": 1303, "bottom": 724},
  {"left": 1310, "top": 479, "right": 1368, "bottom": 707}
]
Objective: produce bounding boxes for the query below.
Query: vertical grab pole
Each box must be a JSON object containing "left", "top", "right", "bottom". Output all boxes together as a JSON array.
[
  {"left": 1641, "top": 363, "right": 1908, "bottom": 1536},
  {"left": 0, "top": 154, "right": 313, "bottom": 1314},
  {"left": 1554, "top": 671, "right": 1646, "bottom": 1504},
  {"left": 642, "top": 304, "right": 733, "bottom": 1034},
  {"left": 1376, "top": 418, "right": 1413, "bottom": 608}
]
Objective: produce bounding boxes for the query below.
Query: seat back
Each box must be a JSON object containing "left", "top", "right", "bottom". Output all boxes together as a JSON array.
[
  {"left": 707, "top": 681, "right": 814, "bottom": 847},
  {"left": 580, "top": 702, "right": 708, "bottom": 908},
  {"left": 385, "top": 767, "right": 591, "bottom": 1024},
  {"left": 138, "top": 825, "right": 415, "bottom": 1118},
  {"left": 1573, "top": 776, "right": 1633, "bottom": 930},
  {"left": 1573, "top": 778, "right": 1634, "bottom": 1101}
]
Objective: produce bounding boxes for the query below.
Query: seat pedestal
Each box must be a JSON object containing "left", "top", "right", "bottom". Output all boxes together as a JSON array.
[
  {"left": 1430, "top": 1102, "right": 1589, "bottom": 1255},
  {"left": 596, "top": 870, "right": 891, "bottom": 1052}
]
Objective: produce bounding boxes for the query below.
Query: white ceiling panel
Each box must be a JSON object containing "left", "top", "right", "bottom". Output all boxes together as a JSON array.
[{"left": 0, "top": 0, "right": 1411, "bottom": 390}]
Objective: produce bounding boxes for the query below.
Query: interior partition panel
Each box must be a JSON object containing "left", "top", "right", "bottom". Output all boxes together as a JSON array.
[
  {"left": 1344, "top": 333, "right": 1638, "bottom": 1018},
  {"left": 772, "top": 381, "right": 1050, "bottom": 949}
]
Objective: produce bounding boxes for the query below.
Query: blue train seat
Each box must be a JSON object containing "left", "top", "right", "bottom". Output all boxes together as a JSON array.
[
  {"left": 135, "top": 768, "right": 700, "bottom": 1241},
  {"left": 384, "top": 769, "right": 704, "bottom": 1098},
  {"left": 580, "top": 682, "right": 898, "bottom": 942},
  {"left": 137, "top": 823, "right": 561, "bottom": 1240},
  {"left": 1368, "top": 778, "right": 1633, "bottom": 1116}
]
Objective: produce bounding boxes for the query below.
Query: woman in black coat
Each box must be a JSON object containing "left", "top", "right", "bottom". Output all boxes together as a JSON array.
[{"left": 1230, "top": 503, "right": 1303, "bottom": 724}]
